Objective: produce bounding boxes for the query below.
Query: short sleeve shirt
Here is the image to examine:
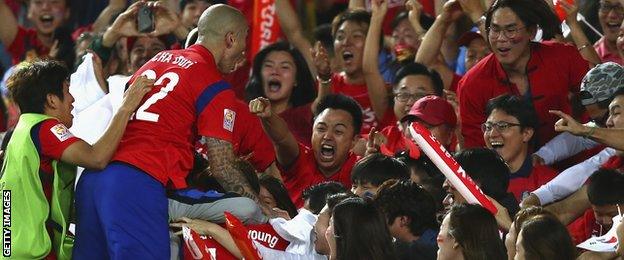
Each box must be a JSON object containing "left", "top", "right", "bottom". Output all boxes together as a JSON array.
[{"left": 113, "top": 44, "right": 236, "bottom": 189}]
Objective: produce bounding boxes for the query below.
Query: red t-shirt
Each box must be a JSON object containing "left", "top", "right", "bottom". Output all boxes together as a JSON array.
[
  {"left": 7, "top": 26, "right": 50, "bottom": 64},
  {"left": 331, "top": 73, "right": 394, "bottom": 135},
  {"left": 568, "top": 209, "right": 601, "bottom": 246},
  {"left": 280, "top": 103, "right": 313, "bottom": 147},
  {"left": 195, "top": 99, "right": 276, "bottom": 172},
  {"left": 183, "top": 223, "right": 290, "bottom": 259},
  {"left": 30, "top": 118, "right": 79, "bottom": 260},
  {"left": 278, "top": 143, "right": 357, "bottom": 207},
  {"left": 508, "top": 158, "right": 558, "bottom": 202},
  {"left": 457, "top": 42, "right": 589, "bottom": 149},
  {"left": 113, "top": 44, "right": 235, "bottom": 189},
  {"left": 380, "top": 124, "right": 405, "bottom": 153}
]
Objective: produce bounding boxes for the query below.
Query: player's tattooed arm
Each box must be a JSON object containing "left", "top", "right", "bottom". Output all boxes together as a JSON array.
[{"left": 202, "top": 136, "right": 260, "bottom": 202}]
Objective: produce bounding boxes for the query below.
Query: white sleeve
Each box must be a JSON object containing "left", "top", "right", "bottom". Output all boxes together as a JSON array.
[
  {"left": 532, "top": 148, "right": 616, "bottom": 205},
  {"left": 534, "top": 132, "right": 600, "bottom": 165}
]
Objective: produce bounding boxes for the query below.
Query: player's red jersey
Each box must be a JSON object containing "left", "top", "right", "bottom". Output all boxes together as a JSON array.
[{"left": 113, "top": 44, "right": 236, "bottom": 189}]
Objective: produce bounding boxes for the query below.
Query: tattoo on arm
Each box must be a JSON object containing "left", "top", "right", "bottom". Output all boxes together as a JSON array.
[{"left": 203, "top": 136, "right": 259, "bottom": 202}]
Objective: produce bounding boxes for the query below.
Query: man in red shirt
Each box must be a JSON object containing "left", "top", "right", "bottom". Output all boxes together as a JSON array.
[
  {"left": 483, "top": 94, "right": 558, "bottom": 202},
  {"left": 457, "top": 0, "right": 589, "bottom": 149},
  {"left": 0, "top": 0, "right": 70, "bottom": 64},
  {"left": 0, "top": 60, "right": 153, "bottom": 259},
  {"left": 73, "top": 5, "right": 258, "bottom": 259},
  {"left": 250, "top": 94, "right": 362, "bottom": 207}
]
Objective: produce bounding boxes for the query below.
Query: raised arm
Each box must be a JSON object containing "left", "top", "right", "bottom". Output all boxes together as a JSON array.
[
  {"left": 414, "top": 0, "right": 462, "bottom": 89},
  {"left": 275, "top": 0, "right": 316, "bottom": 77},
  {"left": 551, "top": 109, "right": 624, "bottom": 151},
  {"left": 0, "top": 0, "right": 18, "bottom": 48},
  {"left": 348, "top": 0, "right": 366, "bottom": 10},
  {"left": 249, "top": 97, "right": 300, "bottom": 169},
  {"left": 560, "top": 0, "right": 601, "bottom": 66},
  {"left": 91, "top": 0, "right": 126, "bottom": 33},
  {"left": 363, "top": 0, "right": 390, "bottom": 121},
  {"left": 311, "top": 42, "right": 332, "bottom": 113},
  {"left": 61, "top": 76, "right": 154, "bottom": 169}
]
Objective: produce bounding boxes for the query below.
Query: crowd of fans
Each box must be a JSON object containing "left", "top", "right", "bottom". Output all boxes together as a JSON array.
[{"left": 0, "top": 0, "right": 624, "bottom": 259}]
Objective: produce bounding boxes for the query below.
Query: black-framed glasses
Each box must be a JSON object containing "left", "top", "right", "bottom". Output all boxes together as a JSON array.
[
  {"left": 481, "top": 121, "right": 522, "bottom": 133},
  {"left": 599, "top": 2, "right": 624, "bottom": 15},
  {"left": 488, "top": 26, "right": 526, "bottom": 39},
  {"left": 394, "top": 92, "right": 427, "bottom": 103}
]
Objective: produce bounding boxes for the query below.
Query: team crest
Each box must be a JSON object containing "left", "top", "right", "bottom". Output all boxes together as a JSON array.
[
  {"left": 50, "top": 123, "right": 74, "bottom": 141},
  {"left": 223, "top": 109, "right": 236, "bottom": 132}
]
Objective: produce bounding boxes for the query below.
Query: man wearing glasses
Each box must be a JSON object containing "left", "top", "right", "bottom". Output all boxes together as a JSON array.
[
  {"left": 482, "top": 94, "right": 558, "bottom": 202},
  {"left": 457, "top": 0, "right": 589, "bottom": 149}
]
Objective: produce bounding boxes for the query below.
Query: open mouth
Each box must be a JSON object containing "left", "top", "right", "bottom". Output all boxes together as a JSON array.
[
  {"left": 490, "top": 141, "right": 504, "bottom": 149},
  {"left": 320, "top": 143, "right": 335, "bottom": 161},
  {"left": 443, "top": 192, "right": 454, "bottom": 207},
  {"left": 607, "top": 22, "right": 621, "bottom": 30},
  {"left": 497, "top": 47, "right": 511, "bottom": 55},
  {"left": 342, "top": 51, "right": 354, "bottom": 62},
  {"left": 267, "top": 79, "right": 282, "bottom": 92},
  {"left": 40, "top": 14, "right": 54, "bottom": 24}
]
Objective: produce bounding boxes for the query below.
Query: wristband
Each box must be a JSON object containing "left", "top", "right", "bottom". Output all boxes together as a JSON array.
[
  {"left": 583, "top": 126, "right": 596, "bottom": 138},
  {"left": 577, "top": 44, "right": 590, "bottom": 51},
  {"left": 317, "top": 76, "right": 331, "bottom": 85}
]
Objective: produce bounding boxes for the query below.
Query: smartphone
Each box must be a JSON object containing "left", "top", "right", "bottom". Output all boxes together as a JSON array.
[{"left": 137, "top": 5, "right": 154, "bottom": 33}]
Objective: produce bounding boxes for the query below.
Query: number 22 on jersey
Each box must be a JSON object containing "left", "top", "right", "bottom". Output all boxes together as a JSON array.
[{"left": 134, "top": 69, "right": 180, "bottom": 122}]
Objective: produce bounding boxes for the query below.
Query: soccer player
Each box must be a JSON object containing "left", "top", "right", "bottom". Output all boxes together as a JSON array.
[{"left": 73, "top": 4, "right": 257, "bottom": 258}]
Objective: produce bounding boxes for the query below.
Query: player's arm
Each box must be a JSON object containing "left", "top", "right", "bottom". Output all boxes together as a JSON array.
[
  {"left": 202, "top": 136, "right": 260, "bottom": 201},
  {"left": 249, "top": 97, "right": 300, "bottom": 168},
  {"left": 60, "top": 76, "right": 154, "bottom": 169},
  {"left": 0, "top": 0, "right": 18, "bottom": 48}
]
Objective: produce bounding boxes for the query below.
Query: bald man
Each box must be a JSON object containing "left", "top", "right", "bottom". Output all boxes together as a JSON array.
[{"left": 73, "top": 4, "right": 256, "bottom": 259}]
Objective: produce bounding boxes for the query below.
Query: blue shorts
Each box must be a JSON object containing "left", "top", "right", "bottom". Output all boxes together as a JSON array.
[{"left": 72, "top": 162, "right": 169, "bottom": 259}]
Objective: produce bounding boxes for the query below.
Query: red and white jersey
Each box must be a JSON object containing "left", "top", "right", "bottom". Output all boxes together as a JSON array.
[{"left": 113, "top": 44, "right": 236, "bottom": 189}]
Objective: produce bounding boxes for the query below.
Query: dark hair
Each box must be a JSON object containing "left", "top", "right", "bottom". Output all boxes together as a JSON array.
[
  {"left": 179, "top": 0, "right": 214, "bottom": 10},
  {"left": 7, "top": 60, "right": 69, "bottom": 114},
  {"left": 484, "top": 0, "right": 562, "bottom": 41},
  {"left": 351, "top": 154, "right": 410, "bottom": 186},
  {"left": 519, "top": 215, "right": 576, "bottom": 260},
  {"left": 302, "top": 181, "right": 347, "bottom": 214},
  {"left": 332, "top": 9, "right": 371, "bottom": 37},
  {"left": 512, "top": 206, "right": 556, "bottom": 232},
  {"left": 332, "top": 197, "right": 396, "bottom": 260},
  {"left": 245, "top": 41, "right": 316, "bottom": 107},
  {"left": 314, "top": 23, "right": 335, "bottom": 55},
  {"left": 393, "top": 62, "right": 444, "bottom": 97},
  {"left": 390, "top": 11, "right": 434, "bottom": 32},
  {"left": 447, "top": 203, "right": 507, "bottom": 260},
  {"left": 486, "top": 94, "right": 538, "bottom": 130},
  {"left": 588, "top": 169, "right": 624, "bottom": 206},
  {"left": 454, "top": 148, "right": 510, "bottom": 200},
  {"left": 314, "top": 94, "right": 363, "bottom": 135},
  {"left": 326, "top": 192, "right": 358, "bottom": 213},
  {"left": 259, "top": 175, "right": 298, "bottom": 218},
  {"left": 394, "top": 151, "right": 442, "bottom": 181},
  {"left": 374, "top": 179, "right": 438, "bottom": 236}
]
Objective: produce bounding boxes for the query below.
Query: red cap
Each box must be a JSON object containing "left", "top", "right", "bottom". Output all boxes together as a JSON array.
[
  {"left": 457, "top": 31, "right": 483, "bottom": 47},
  {"left": 401, "top": 95, "right": 457, "bottom": 127}
]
